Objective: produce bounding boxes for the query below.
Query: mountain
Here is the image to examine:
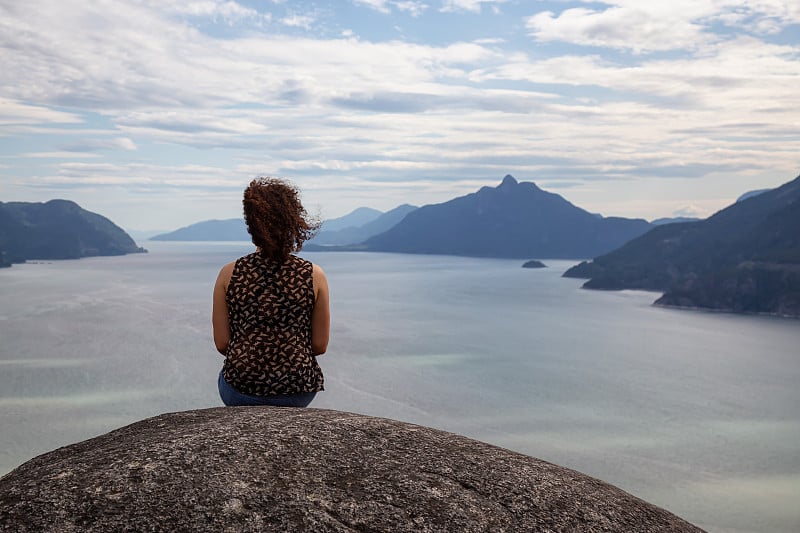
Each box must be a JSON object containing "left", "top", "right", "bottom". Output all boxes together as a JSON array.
[
  {"left": 361, "top": 175, "right": 652, "bottom": 259},
  {"left": 150, "top": 219, "right": 248, "bottom": 241},
  {"left": 320, "top": 207, "right": 382, "bottom": 232},
  {"left": 737, "top": 188, "right": 771, "bottom": 203},
  {"left": 563, "top": 174, "right": 800, "bottom": 317},
  {"left": 151, "top": 207, "right": 384, "bottom": 242},
  {"left": 309, "top": 204, "right": 417, "bottom": 246},
  {"left": 0, "top": 200, "right": 146, "bottom": 267}
]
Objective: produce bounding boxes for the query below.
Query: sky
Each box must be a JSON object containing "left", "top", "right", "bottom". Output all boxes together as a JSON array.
[{"left": 1, "top": 0, "right": 798, "bottom": 233}]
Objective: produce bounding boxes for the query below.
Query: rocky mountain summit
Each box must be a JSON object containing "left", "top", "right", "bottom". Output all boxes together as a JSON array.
[{"left": 0, "top": 408, "right": 703, "bottom": 532}]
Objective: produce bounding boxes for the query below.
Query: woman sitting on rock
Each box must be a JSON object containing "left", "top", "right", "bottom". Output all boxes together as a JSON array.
[{"left": 212, "top": 177, "right": 330, "bottom": 407}]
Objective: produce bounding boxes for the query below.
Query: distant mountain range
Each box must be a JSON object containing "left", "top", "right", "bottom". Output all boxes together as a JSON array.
[
  {"left": 156, "top": 175, "right": 653, "bottom": 259},
  {"left": 149, "top": 206, "right": 411, "bottom": 244},
  {"left": 0, "top": 200, "right": 146, "bottom": 268},
  {"left": 319, "top": 207, "right": 382, "bottom": 232},
  {"left": 150, "top": 218, "right": 249, "bottom": 241},
  {"left": 564, "top": 174, "right": 800, "bottom": 317},
  {"left": 308, "top": 204, "right": 417, "bottom": 246},
  {"left": 360, "top": 175, "right": 653, "bottom": 259}
]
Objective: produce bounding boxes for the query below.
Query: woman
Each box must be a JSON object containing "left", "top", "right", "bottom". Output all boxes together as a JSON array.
[{"left": 212, "top": 177, "right": 330, "bottom": 407}]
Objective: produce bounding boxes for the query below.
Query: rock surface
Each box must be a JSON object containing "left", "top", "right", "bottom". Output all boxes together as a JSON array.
[{"left": 0, "top": 408, "right": 704, "bottom": 532}]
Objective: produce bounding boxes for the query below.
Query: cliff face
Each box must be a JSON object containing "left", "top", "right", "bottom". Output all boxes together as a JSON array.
[
  {"left": 0, "top": 408, "right": 703, "bottom": 532},
  {"left": 0, "top": 199, "right": 145, "bottom": 266}
]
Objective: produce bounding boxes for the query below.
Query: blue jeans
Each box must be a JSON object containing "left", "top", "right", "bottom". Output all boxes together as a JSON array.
[{"left": 218, "top": 370, "right": 317, "bottom": 407}]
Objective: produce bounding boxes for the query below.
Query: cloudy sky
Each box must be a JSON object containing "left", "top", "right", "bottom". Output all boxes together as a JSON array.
[{"left": 1, "top": 0, "right": 798, "bottom": 232}]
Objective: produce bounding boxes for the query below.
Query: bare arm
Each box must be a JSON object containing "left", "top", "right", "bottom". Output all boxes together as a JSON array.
[
  {"left": 311, "top": 263, "right": 330, "bottom": 356},
  {"left": 212, "top": 261, "right": 235, "bottom": 356}
]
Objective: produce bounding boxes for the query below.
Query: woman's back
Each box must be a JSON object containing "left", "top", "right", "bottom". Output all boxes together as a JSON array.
[{"left": 222, "top": 252, "right": 324, "bottom": 396}]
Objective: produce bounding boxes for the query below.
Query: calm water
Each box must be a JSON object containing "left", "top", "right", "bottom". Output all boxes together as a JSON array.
[{"left": 1, "top": 242, "right": 798, "bottom": 533}]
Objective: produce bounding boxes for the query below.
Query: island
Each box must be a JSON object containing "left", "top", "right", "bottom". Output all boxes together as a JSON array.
[{"left": 522, "top": 260, "right": 547, "bottom": 269}]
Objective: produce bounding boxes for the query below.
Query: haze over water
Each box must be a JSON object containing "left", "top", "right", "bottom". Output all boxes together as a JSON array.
[{"left": 1, "top": 242, "right": 798, "bottom": 533}]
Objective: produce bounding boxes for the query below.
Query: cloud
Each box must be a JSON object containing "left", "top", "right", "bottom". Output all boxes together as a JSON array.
[
  {"left": 709, "top": 1, "right": 800, "bottom": 34},
  {"left": 672, "top": 204, "right": 706, "bottom": 218},
  {"left": 526, "top": 6, "right": 710, "bottom": 53},
  {"left": 0, "top": 98, "right": 84, "bottom": 126},
  {"left": 61, "top": 138, "right": 137, "bottom": 152},
  {"left": 37, "top": 161, "right": 244, "bottom": 190},
  {"left": 352, "top": 0, "right": 392, "bottom": 14},
  {"left": 525, "top": 1, "right": 800, "bottom": 53},
  {"left": 0, "top": 2, "right": 502, "bottom": 114},
  {"left": 280, "top": 13, "right": 316, "bottom": 29},
  {"left": 394, "top": 1, "right": 428, "bottom": 17},
  {"left": 161, "top": 0, "right": 259, "bottom": 20},
  {"left": 470, "top": 37, "right": 800, "bottom": 113},
  {"left": 352, "top": 0, "right": 429, "bottom": 17},
  {"left": 440, "top": 0, "right": 506, "bottom": 14},
  {"left": 0, "top": 0, "right": 798, "bottom": 226},
  {"left": 13, "top": 152, "right": 101, "bottom": 159}
]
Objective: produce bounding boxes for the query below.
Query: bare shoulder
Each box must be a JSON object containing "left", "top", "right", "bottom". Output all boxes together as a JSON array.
[
  {"left": 216, "top": 260, "right": 237, "bottom": 285},
  {"left": 311, "top": 262, "right": 328, "bottom": 291}
]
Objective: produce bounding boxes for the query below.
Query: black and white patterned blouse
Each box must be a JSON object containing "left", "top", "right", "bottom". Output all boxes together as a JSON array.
[{"left": 222, "top": 252, "right": 324, "bottom": 396}]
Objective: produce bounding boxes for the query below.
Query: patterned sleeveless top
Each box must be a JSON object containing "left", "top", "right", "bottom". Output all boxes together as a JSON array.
[{"left": 222, "top": 252, "right": 324, "bottom": 396}]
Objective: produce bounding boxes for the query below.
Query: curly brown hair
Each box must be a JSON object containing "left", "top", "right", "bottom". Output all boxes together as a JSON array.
[{"left": 242, "top": 177, "right": 319, "bottom": 262}]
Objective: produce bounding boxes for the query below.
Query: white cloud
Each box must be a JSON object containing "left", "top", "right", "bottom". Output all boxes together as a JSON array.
[
  {"left": 352, "top": 0, "right": 392, "bottom": 14},
  {"left": 41, "top": 161, "right": 243, "bottom": 189},
  {"left": 147, "top": 0, "right": 268, "bottom": 24},
  {"left": 0, "top": 98, "right": 83, "bottom": 126},
  {"left": 352, "top": 0, "right": 428, "bottom": 16},
  {"left": 61, "top": 137, "right": 138, "bottom": 152},
  {"left": 711, "top": 0, "right": 800, "bottom": 34},
  {"left": 470, "top": 37, "right": 800, "bottom": 114},
  {"left": 441, "top": 0, "right": 506, "bottom": 14},
  {"left": 672, "top": 204, "right": 705, "bottom": 218},
  {"left": 395, "top": 1, "right": 428, "bottom": 17},
  {"left": 14, "top": 152, "right": 101, "bottom": 159},
  {"left": 526, "top": 5, "right": 711, "bottom": 53},
  {"left": 525, "top": 1, "right": 800, "bottom": 53},
  {"left": 167, "top": 1, "right": 256, "bottom": 18},
  {"left": 280, "top": 13, "right": 316, "bottom": 29},
  {"left": 0, "top": 0, "right": 798, "bottom": 225}
]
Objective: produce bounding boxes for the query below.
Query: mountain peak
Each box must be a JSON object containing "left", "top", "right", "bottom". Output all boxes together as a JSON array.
[
  {"left": 364, "top": 177, "right": 652, "bottom": 258},
  {"left": 500, "top": 175, "right": 518, "bottom": 188}
]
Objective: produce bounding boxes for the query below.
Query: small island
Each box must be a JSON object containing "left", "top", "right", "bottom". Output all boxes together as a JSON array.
[{"left": 522, "top": 259, "right": 547, "bottom": 269}]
